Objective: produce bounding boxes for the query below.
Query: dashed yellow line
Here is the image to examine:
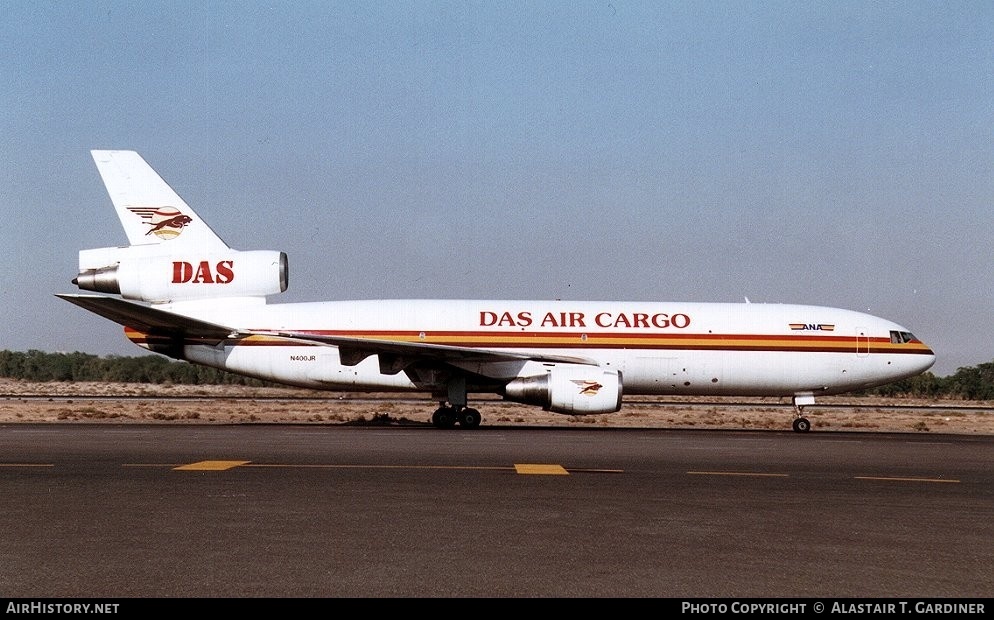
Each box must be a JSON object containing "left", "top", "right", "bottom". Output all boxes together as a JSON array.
[
  {"left": 3, "top": 462, "right": 961, "bottom": 482},
  {"left": 125, "top": 461, "right": 612, "bottom": 475}
]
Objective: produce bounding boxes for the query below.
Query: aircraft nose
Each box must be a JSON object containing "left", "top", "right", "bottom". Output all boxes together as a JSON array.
[{"left": 914, "top": 340, "right": 936, "bottom": 374}]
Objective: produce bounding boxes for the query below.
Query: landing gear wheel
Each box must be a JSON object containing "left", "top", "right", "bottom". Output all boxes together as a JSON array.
[
  {"left": 459, "top": 408, "right": 481, "bottom": 429},
  {"left": 792, "top": 417, "right": 811, "bottom": 433},
  {"left": 432, "top": 407, "right": 457, "bottom": 429}
]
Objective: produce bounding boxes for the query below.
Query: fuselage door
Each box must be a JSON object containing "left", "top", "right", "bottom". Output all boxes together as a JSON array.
[{"left": 856, "top": 327, "right": 869, "bottom": 358}]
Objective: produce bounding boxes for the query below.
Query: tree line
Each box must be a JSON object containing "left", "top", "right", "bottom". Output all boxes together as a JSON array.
[
  {"left": 1, "top": 349, "right": 993, "bottom": 400},
  {"left": 0, "top": 350, "right": 274, "bottom": 387}
]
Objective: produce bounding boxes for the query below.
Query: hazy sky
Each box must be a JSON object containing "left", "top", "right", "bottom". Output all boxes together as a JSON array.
[{"left": 2, "top": 2, "right": 991, "bottom": 377}]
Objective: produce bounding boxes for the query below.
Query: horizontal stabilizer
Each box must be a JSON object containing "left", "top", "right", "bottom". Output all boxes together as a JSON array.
[{"left": 56, "top": 294, "right": 236, "bottom": 342}]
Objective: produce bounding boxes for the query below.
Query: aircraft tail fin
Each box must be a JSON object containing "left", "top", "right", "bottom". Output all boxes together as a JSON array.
[
  {"left": 72, "top": 151, "right": 288, "bottom": 304},
  {"left": 90, "top": 150, "right": 230, "bottom": 251}
]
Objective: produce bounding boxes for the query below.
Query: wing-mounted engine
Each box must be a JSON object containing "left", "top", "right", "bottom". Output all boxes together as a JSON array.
[
  {"left": 73, "top": 246, "right": 288, "bottom": 303},
  {"left": 503, "top": 365, "right": 623, "bottom": 415}
]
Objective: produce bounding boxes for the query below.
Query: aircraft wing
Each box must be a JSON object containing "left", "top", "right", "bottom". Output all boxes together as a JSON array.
[
  {"left": 260, "top": 329, "right": 599, "bottom": 367},
  {"left": 55, "top": 294, "right": 598, "bottom": 367}
]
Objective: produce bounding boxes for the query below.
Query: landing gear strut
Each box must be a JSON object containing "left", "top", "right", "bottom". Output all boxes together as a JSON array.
[
  {"left": 431, "top": 403, "right": 482, "bottom": 429},
  {"left": 792, "top": 394, "right": 815, "bottom": 433}
]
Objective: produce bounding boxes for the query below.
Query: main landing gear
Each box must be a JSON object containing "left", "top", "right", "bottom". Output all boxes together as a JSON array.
[
  {"left": 431, "top": 403, "right": 482, "bottom": 429},
  {"left": 792, "top": 394, "right": 815, "bottom": 433},
  {"left": 431, "top": 376, "right": 482, "bottom": 429}
]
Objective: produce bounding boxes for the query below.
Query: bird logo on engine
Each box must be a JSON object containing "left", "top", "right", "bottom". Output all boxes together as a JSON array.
[{"left": 571, "top": 380, "right": 604, "bottom": 396}]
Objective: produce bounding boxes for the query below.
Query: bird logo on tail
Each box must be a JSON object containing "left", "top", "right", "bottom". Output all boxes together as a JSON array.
[{"left": 127, "top": 206, "right": 192, "bottom": 240}]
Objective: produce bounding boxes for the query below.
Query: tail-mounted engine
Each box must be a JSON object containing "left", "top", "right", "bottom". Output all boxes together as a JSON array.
[
  {"left": 73, "top": 246, "right": 288, "bottom": 303},
  {"left": 503, "top": 365, "right": 623, "bottom": 415}
]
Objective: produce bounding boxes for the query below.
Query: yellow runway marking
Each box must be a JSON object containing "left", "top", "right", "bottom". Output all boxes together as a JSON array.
[
  {"left": 514, "top": 464, "right": 569, "bottom": 475},
  {"left": 855, "top": 476, "right": 960, "bottom": 483},
  {"left": 687, "top": 471, "right": 789, "bottom": 478},
  {"left": 173, "top": 460, "right": 251, "bottom": 471}
]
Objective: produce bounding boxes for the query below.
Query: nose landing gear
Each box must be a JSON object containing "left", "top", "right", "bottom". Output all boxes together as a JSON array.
[
  {"left": 792, "top": 416, "right": 811, "bottom": 433},
  {"left": 792, "top": 394, "right": 815, "bottom": 433}
]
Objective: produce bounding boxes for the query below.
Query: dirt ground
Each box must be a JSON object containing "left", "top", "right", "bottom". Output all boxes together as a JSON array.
[{"left": 2, "top": 378, "right": 993, "bottom": 435}]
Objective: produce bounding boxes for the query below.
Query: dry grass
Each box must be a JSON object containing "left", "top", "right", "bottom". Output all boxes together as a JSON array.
[{"left": 1, "top": 379, "right": 993, "bottom": 434}]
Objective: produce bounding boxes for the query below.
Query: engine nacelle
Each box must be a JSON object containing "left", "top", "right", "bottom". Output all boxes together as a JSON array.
[
  {"left": 503, "top": 365, "right": 623, "bottom": 415},
  {"left": 74, "top": 248, "right": 288, "bottom": 303}
]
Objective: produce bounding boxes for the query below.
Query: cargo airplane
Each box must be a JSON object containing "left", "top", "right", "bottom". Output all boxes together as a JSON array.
[{"left": 58, "top": 150, "right": 936, "bottom": 432}]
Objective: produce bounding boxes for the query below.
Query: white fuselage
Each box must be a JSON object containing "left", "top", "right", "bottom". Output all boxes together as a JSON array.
[{"left": 151, "top": 299, "right": 935, "bottom": 400}]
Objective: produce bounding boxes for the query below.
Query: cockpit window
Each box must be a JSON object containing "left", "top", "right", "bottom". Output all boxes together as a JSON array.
[{"left": 890, "top": 331, "right": 916, "bottom": 344}]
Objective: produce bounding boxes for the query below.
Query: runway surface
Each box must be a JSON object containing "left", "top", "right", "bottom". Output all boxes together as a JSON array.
[{"left": 0, "top": 424, "right": 990, "bottom": 598}]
